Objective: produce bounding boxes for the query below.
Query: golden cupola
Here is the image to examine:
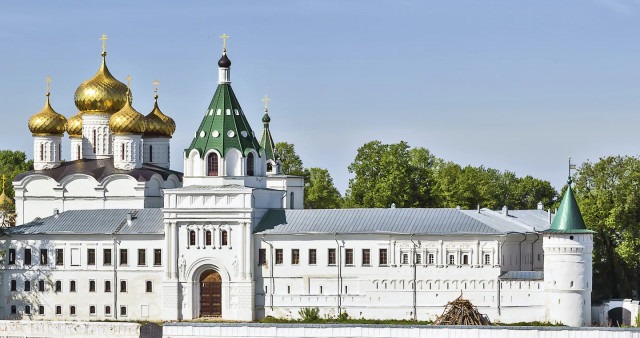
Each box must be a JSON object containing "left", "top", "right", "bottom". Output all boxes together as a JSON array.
[
  {"left": 109, "top": 89, "right": 146, "bottom": 135},
  {"left": 74, "top": 51, "right": 129, "bottom": 114},
  {"left": 144, "top": 87, "right": 176, "bottom": 138},
  {"left": 28, "top": 92, "right": 67, "bottom": 136},
  {"left": 66, "top": 112, "right": 83, "bottom": 138}
]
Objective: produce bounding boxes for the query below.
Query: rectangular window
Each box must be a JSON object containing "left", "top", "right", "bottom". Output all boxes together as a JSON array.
[
  {"left": 120, "top": 280, "right": 127, "bottom": 292},
  {"left": 89, "top": 305, "right": 96, "bottom": 315},
  {"left": 70, "top": 280, "right": 76, "bottom": 292},
  {"left": 416, "top": 253, "right": 422, "bottom": 265},
  {"left": 10, "top": 280, "right": 16, "bottom": 291},
  {"left": 138, "top": 249, "right": 146, "bottom": 266},
  {"left": 24, "top": 248, "right": 32, "bottom": 265},
  {"left": 55, "top": 280, "right": 61, "bottom": 292},
  {"left": 38, "top": 280, "right": 45, "bottom": 292},
  {"left": 345, "top": 249, "right": 354, "bottom": 266},
  {"left": 328, "top": 248, "right": 336, "bottom": 265},
  {"left": 428, "top": 253, "right": 435, "bottom": 265},
  {"left": 25, "top": 305, "right": 31, "bottom": 315},
  {"left": 379, "top": 249, "right": 388, "bottom": 266},
  {"left": 146, "top": 280, "right": 153, "bottom": 293},
  {"left": 10, "top": 305, "right": 16, "bottom": 315},
  {"left": 89, "top": 280, "right": 96, "bottom": 292},
  {"left": 309, "top": 249, "right": 317, "bottom": 265},
  {"left": 154, "top": 249, "right": 162, "bottom": 266},
  {"left": 55, "top": 305, "right": 61, "bottom": 315},
  {"left": 448, "top": 254, "right": 455, "bottom": 265},
  {"left": 25, "top": 280, "right": 31, "bottom": 291},
  {"left": 87, "top": 249, "right": 95, "bottom": 265},
  {"left": 291, "top": 249, "right": 299, "bottom": 265},
  {"left": 8, "top": 248, "right": 15, "bottom": 265},
  {"left": 105, "top": 305, "right": 111, "bottom": 316},
  {"left": 103, "top": 249, "right": 112, "bottom": 265},
  {"left": 362, "top": 249, "right": 371, "bottom": 266},
  {"left": 38, "top": 305, "right": 44, "bottom": 315},
  {"left": 40, "top": 249, "right": 47, "bottom": 265},
  {"left": 484, "top": 254, "right": 491, "bottom": 265},
  {"left": 55, "top": 249, "right": 63, "bottom": 266},
  {"left": 275, "top": 249, "right": 283, "bottom": 265},
  {"left": 401, "top": 253, "right": 409, "bottom": 265},
  {"left": 120, "top": 249, "right": 128, "bottom": 266},
  {"left": 70, "top": 247, "right": 80, "bottom": 266},
  {"left": 120, "top": 306, "right": 127, "bottom": 317},
  {"left": 258, "top": 249, "right": 266, "bottom": 265},
  {"left": 104, "top": 280, "right": 112, "bottom": 293},
  {"left": 205, "top": 231, "right": 212, "bottom": 246},
  {"left": 69, "top": 305, "right": 76, "bottom": 316}
]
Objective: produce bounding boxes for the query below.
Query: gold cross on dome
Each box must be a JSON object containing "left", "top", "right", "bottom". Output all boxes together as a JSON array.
[
  {"left": 219, "top": 33, "right": 229, "bottom": 50},
  {"left": 45, "top": 76, "right": 51, "bottom": 94},
  {"left": 100, "top": 34, "right": 108, "bottom": 53},
  {"left": 153, "top": 80, "right": 159, "bottom": 96},
  {"left": 262, "top": 95, "right": 271, "bottom": 110},
  {"left": 125, "top": 75, "right": 132, "bottom": 89}
]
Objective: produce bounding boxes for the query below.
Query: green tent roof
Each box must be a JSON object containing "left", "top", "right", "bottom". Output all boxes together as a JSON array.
[
  {"left": 185, "top": 83, "right": 262, "bottom": 158},
  {"left": 259, "top": 110, "right": 278, "bottom": 162},
  {"left": 544, "top": 179, "right": 593, "bottom": 234}
]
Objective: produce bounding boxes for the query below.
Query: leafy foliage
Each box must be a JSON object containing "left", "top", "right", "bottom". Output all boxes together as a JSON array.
[
  {"left": 298, "top": 307, "right": 320, "bottom": 321},
  {"left": 276, "top": 142, "right": 308, "bottom": 177},
  {"left": 305, "top": 168, "right": 343, "bottom": 209},
  {"left": 572, "top": 156, "right": 640, "bottom": 301},
  {"left": 0, "top": 150, "right": 33, "bottom": 200}
]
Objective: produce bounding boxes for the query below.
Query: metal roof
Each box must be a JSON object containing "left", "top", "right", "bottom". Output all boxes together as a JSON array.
[
  {"left": 255, "top": 208, "right": 507, "bottom": 235},
  {"left": 499, "top": 271, "right": 544, "bottom": 280},
  {"left": 3, "top": 209, "right": 163, "bottom": 235}
]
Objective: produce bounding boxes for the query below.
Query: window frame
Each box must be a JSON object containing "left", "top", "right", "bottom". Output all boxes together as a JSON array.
[
  {"left": 8, "top": 248, "right": 15, "bottom": 265},
  {"left": 153, "top": 249, "right": 162, "bottom": 266},
  {"left": 89, "top": 279, "right": 96, "bottom": 292},
  {"left": 328, "top": 248, "right": 336, "bottom": 266},
  {"left": 258, "top": 248, "right": 266, "bottom": 265},
  {"left": 138, "top": 249, "right": 146, "bottom": 266},
  {"left": 24, "top": 248, "right": 32, "bottom": 265},
  {"left": 87, "top": 248, "right": 96, "bottom": 266},
  {"left": 309, "top": 249, "right": 317, "bottom": 265},
  {"left": 275, "top": 249, "right": 283, "bottom": 265},
  {"left": 40, "top": 249, "right": 48, "bottom": 265},
  {"left": 104, "top": 280, "right": 112, "bottom": 293},
  {"left": 291, "top": 249, "right": 300, "bottom": 265},
  {"left": 146, "top": 280, "right": 153, "bottom": 293},
  {"left": 345, "top": 248, "right": 354, "bottom": 266},
  {"left": 103, "top": 248, "right": 112, "bottom": 266},
  {"left": 379, "top": 248, "right": 388, "bottom": 266},
  {"left": 55, "top": 248, "right": 64, "bottom": 266},
  {"left": 362, "top": 249, "right": 371, "bottom": 266},
  {"left": 120, "top": 280, "right": 127, "bottom": 293},
  {"left": 119, "top": 249, "right": 128, "bottom": 266}
]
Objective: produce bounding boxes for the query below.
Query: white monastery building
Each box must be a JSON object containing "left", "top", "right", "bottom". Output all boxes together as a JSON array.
[{"left": 0, "top": 37, "right": 594, "bottom": 327}]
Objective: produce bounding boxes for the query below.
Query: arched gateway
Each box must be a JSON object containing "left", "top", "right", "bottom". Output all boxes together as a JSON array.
[{"left": 199, "top": 270, "right": 222, "bottom": 317}]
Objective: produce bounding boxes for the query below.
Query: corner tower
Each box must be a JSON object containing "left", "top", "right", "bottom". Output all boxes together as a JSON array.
[
  {"left": 183, "top": 38, "right": 265, "bottom": 186},
  {"left": 543, "top": 176, "right": 593, "bottom": 326},
  {"left": 258, "top": 96, "right": 282, "bottom": 176}
]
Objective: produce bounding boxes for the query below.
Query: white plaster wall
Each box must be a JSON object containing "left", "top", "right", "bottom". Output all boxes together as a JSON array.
[
  {"left": 143, "top": 137, "right": 171, "bottom": 168},
  {"left": 82, "top": 114, "right": 111, "bottom": 160},
  {"left": 0, "top": 320, "right": 140, "bottom": 338}
]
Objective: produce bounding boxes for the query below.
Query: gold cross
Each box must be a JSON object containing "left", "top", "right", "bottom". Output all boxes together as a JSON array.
[
  {"left": 100, "top": 34, "right": 108, "bottom": 53},
  {"left": 219, "top": 33, "right": 229, "bottom": 50},
  {"left": 262, "top": 95, "right": 271, "bottom": 110},
  {"left": 153, "top": 80, "right": 159, "bottom": 95},
  {"left": 45, "top": 76, "right": 51, "bottom": 94},
  {"left": 125, "top": 75, "right": 132, "bottom": 89}
]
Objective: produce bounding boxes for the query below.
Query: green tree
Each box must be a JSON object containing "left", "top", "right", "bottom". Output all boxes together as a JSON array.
[
  {"left": 305, "top": 168, "right": 343, "bottom": 209},
  {"left": 0, "top": 150, "right": 33, "bottom": 200},
  {"left": 276, "top": 142, "right": 308, "bottom": 177},
  {"left": 572, "top": 156, "right": 640, "bottom": 301}
]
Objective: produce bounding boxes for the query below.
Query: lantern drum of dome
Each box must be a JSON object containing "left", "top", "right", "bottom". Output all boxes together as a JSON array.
[
  {"left": 109, "top": 88, "right": 146, "bottom": 170},
  {"left": 142, "top": 84, "right": 176, "bottom": 168},
  {"left": 28, "top": 89, "right": 67, "bottom": 170}
]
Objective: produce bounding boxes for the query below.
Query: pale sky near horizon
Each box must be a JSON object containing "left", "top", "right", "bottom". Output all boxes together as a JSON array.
[{"left": 2, "top": 1, "right": 640, "bottom": 195}]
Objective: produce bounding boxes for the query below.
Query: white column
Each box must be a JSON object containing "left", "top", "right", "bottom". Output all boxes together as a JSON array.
[
  {"left": 217, "top": 226, "right": 222, "bottom": 249},
  {"left": 228, "top": 227, "right": 232, "bottom": 249},
  {"left": 171, "top": 222, "right": 178, "bottom": 279},
  {"left": 245, "top": 222, "right": 252, "bottom": 280},
  {"left": 164, "top": 222, "right": 171, "bottom": 279},
  {"left": 186, "top": 226, "right": 191, "bottom": 249},
  {"left": 211, "top": 225, "right": 216, "bottom": 250},
  {"left": 240, "top": 223, "right": 246, "bottom": 279},
  {"left": 196, "top": 226, "right": 201, "bottom": 249}
]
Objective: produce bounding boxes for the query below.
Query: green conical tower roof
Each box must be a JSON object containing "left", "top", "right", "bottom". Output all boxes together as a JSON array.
[
  {"left": 544, "top": 177, "right": 593, "bottom": 234},
  {"left": 259, "top": 108, "right": 278, "bottom": 162},
  {"left": 185, "top": 51, "right": 262, "bottom": 158}
]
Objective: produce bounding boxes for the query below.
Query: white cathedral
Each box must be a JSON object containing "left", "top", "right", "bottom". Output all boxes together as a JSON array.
[{"left": 0, "top": 37, "right": 594, "bottom": 327}]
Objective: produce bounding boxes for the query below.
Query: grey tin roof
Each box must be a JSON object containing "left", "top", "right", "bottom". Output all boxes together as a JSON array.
[
  {"left": 255, "top": 208, "right": 505, "bottom": 235},
  {"left": 499, "top": 271, "right": 544, "bottom": 280},
  {"left": 3, "top": 209, "right": 163, "bottom": 235}
]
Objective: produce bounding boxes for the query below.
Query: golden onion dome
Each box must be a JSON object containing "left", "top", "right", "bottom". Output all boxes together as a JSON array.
[
  {"left": 74, "top": 52, "right": 130, "bottom": 115},
  {"left": 109, "top": 92, "right": 146, "bottom": 134},
  {"left": 28, "top": 93, "right": 67, "bottom": 136},
  {"left": 0, "top": 191, "right": 12, "bottom": 207},
  {"left": 144, "top": 94, "right": 176, "bottom": 137},
  {"left": 66, "top": 112, "right": 83, "bottom": 138}
]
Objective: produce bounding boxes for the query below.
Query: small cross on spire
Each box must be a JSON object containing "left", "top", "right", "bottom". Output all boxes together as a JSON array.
[
  {"left": 153, "top": 80, "right": 159, "bottom": 102},
  {"left": 262, "top": 95, "right": 271, "bottom": 111},
  {"left": 219, "top": 33, "right": 229, "bottom": 52},
  {"left": 100, "top": 34, "right": 108, "bottom": 53},
  {"left": 125, "top": 75, "right": 132, "bottom": 90},
  {"left": 568, "top": 156, "right": 576, "bottom": 185},
  {"left": 45, "top": 76, "right": 51, "bottom": 95}
]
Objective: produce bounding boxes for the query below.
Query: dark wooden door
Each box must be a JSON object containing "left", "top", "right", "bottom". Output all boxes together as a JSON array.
[{"left": 200, "top": 270, "right": 222, "bottom": 317}]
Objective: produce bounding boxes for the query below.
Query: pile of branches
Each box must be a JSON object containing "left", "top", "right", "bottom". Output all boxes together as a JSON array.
[{"left": 433, "top": 294, "right": 492, "bottom": 326}]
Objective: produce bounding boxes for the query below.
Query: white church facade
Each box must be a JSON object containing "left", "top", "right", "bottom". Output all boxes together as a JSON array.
[{"left": 0, "top": 37, "right": 594, "bottom": 327}]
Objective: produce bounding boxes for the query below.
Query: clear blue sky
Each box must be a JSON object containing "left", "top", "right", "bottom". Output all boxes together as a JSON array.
[{"left": 2, "top": 1, "right": 640, "bottom": 195}]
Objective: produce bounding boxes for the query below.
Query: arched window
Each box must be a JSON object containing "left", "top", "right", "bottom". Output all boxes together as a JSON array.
[
  {"left": 266, "top": 162, "right": 273, "bottom": 173},
  {"left": 221, "top": 230, "right": 228, "bottom": 246},
  {"left": 121, "top": 143, "right": 125, "bottom": 160},
  {"left": 77, "top": 145, "right": 81, "bottom": 160},
  {"left": 290, "top": 192, "right": 295, "bottom": 209},
  {"left": 247, "top": 153, "right": 255, "bottom": 176},
  {"left": 92, "top": 130, "right": 97, "bottom": 153},
  {"left": 189, "top": 230, "right": 196, "bottom": 246},
  {"left": 207, "top": 153, "right": 219, "bottom": 176},
  {"left": 205, "top": 231, "right": 212, "bottom": 246},
  {"left": 149, "top": 145, "right": 153, "bottom": 162},
  {"left": 40, "top": 143, "right": 44, "bottom": 161}
]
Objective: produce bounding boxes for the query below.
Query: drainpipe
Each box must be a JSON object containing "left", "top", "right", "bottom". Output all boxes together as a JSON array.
[
  {"left": 410, "top": 234, "right": 417, "bottom": 321},
  {"left": 260, "top": 235, "right": 274, "bottom": 311},
  {"left": 334, "top": 233, "right": 341, "bottom": 315},
  {"left": 531, "top": 231, "right": 540, "bottom": 270}
]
